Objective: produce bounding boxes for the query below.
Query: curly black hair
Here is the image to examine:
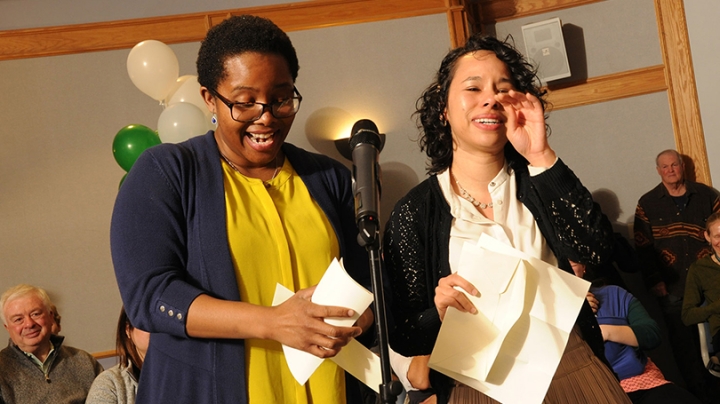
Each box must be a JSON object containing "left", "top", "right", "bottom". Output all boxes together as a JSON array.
[
  {"left": 196, "top": 15, "right": 299, "bottom": 92},
  {"left": 416, "top": 33, "right": 548, "bottom": 174}
]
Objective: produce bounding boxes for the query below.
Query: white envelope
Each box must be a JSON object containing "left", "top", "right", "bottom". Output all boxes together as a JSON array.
[
  {"left": 430, "top": 243, "right": 527, "bottom": 382},
  {"left": 271, "top": 258, "right": 381, "bottom": 391},
  {"left": 428, "top": 235, "right": 590, "bottom": 404},
  {"left": 330, "top": 338, "right": 382, "bottom": 394}
]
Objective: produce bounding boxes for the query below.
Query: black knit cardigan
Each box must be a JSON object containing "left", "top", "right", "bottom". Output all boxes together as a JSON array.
[{"left": 383, "top": 153, "right": 615, "bottom": 403}]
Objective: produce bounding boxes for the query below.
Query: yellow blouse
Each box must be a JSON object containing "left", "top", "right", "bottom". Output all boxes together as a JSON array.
[{"left": 222, "top": 157, "right": 345, "bottom": 404}]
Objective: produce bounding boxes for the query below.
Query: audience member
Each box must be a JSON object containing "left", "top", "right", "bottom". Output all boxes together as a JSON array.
[
  {"left": 86, "top": 307, "right": 149, "bottom": 404},
  {"left": 0, "top": 284, "right": 103, "bottom": 404},
  {"left": 49, "top": 304, "right": 61, "bottom": 335},
  {"left": 383, "top": 33, "right": 629, "bottom": 404},
  {"left": 683, "top": 212, "right": 720, "bottom": 371},
  {"left": 110, "top": 15, "right": 372, "bottom": 404},
  {"left": 634, "top": 149, "right": 720, "bottom": 401},
  {"left": 570, "top": 261, "right": 701, "bottom": 404}
]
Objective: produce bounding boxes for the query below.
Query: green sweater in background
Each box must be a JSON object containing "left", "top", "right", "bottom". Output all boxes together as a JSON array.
[{"left": 682, "top": 255, "right": 720, "bottom": 338}]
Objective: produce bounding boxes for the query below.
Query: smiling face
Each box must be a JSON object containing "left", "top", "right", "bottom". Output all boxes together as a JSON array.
[
  {"left": 706, "top": 218, "right": 720, "bottom": 257},
  {"left": 444, "top": 51, "right": 515, "bottom": 156},
  {"left": 205, "top": 52, "right": 296, "bottom": 175},
  {"left": 3, "top": 294, "right": 53, "bottom": 356}
]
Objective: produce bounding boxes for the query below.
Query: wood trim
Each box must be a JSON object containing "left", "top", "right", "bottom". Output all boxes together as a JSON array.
[
  {"left": 92, "top": 349, "right": 117, "bottom": 359},
  {"left": 545, "top": 65, "right": 667, "bottom": 111},
  {"left": 446, "top": 0, "right": 472, "bottom": 48},
  {"left": 654, "top": 0, "right": 710, "bottom": 185},
  {"left": 478, "top": 0, "right": 603, "bottom": 23},
  {"left": 0, "top": 0, "right": 447, "bottom": 62}
]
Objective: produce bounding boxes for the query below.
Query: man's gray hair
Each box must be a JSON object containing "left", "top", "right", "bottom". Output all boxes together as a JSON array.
[
  {"left": 656, "top": 149, "right": 683, "bottom": 167},
  {"left": 0, "top": 284, "right": 52, "bottom": 325}
]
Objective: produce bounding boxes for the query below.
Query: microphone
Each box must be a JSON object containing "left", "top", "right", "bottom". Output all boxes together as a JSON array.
[
  {"left": 349, "top": 119, "right": 383, "bottom": 245},
  {"left": 348, "top": 120, "right": 399, "bottom": 401}
]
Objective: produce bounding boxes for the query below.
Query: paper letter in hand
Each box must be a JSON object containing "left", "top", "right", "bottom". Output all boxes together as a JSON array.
[
  {"left": 429, "top": 242, "right": 526, "bottom": 382},
  {"left": 428, "top": 235, "right": 590, "bottom": 404},
  {"left": 272, "top": 258, "right": 380, "bottom": 391}
]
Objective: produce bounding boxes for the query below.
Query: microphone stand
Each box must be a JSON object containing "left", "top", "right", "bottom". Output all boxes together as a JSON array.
[{"left": 356, "top": 216, "right": 402, "bottom": 404}]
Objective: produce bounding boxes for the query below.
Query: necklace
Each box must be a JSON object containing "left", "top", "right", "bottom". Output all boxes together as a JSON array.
[
  {"left": 220, "top": 153, "right": 280, "bottom": 188},
  {"left": 451, "top": 171, "right": 493, "bottom": 209}
]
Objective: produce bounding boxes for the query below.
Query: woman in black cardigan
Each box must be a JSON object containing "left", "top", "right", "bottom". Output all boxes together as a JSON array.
[{"left": 384, "top": 33, "right": 630, "bottom": 404}]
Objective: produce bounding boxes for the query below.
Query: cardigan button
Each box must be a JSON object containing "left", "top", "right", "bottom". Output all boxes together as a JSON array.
[
  {"left": 168, "top": 310, "right": 174, "bottom": 317},
  {"left": 159, "top": 305, "right": 166, "bottom": 313},
  {"left": 176, "top": 313, "right": 183, "bottom": 320}
]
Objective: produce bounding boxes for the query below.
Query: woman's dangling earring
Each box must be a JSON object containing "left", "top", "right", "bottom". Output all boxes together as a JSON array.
[{"left": 211, "top": 114, "right": 217, "bottom": 126}]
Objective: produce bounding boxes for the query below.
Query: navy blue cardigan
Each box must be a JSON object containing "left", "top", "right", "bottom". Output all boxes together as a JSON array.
[{"left": 110, "top": 131, "right": 371, "bottom": 404}]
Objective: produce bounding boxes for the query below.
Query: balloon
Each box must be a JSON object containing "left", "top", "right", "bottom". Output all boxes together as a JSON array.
[
  {"left": 166, "top": 75, "right": 210, "bottom": 117},
  {"left": 119, "top": 174, "right": 127, "bottom": 189},
  {"left": 157, "top": 102, "right": 208, "bottom": 144},
  {"left": 165, "top": 75, "right": 215, "bottom": 133},
  {"left": 126, "top": 40, "right": 179, "bottom": 101},
  {"left": 112, "top": 124, "right": 161, "bottom": 171}
]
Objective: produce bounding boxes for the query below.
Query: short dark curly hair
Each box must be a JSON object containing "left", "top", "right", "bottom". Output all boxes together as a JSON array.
[
  {"left": 416, "top": 34, "right": 548, "bottom": 174},
  {"left": 196, "top": 15, "right": 299, "bottom": 92}
]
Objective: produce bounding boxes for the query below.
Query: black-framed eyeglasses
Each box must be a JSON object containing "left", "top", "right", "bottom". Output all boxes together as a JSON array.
[{"left": 211, "top": 87, "right": 302, "bottom": 122}]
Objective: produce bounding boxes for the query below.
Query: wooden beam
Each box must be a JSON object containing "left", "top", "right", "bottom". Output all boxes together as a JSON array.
[
  {"left": 654, "top": 0, "right": 710, "bottom": 185},
  {"left": 546, "top": 65, "right": 667, "bottom": 111},
  {"left": 92, "top": 350, "right": 117, "bottom": 359},
  {"left": 446, "top": 0, "right": 472, "bottom": 48},
  {"left": 0, "top": 0, "right": 447, "bottom": 61},
  {"left": 478, "top": 0, "right": 603, "bottom": 23}
]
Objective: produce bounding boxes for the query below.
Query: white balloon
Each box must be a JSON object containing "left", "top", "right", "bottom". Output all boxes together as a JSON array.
[
  {"left": 165, "top": 75, "right": 211, "bottom": 117},
  {"left": 127, "top": 40, "right": 179, "bottom": 101},
  {"left": 166, "top": 75, "right": 215, "bottom": 134},
  {"left": 157, "top": 102, "right": 208, "bottom": 143}
]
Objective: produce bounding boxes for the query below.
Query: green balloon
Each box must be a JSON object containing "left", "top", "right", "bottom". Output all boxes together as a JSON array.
[
  {"left": 112, "top": 124, "right": 161, "bottom": 171},
  {"left": 119, "top": 173, "right": 127, "bottom": 189}
]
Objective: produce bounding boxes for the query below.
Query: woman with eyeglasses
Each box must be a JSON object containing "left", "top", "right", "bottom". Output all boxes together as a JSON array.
[{"left": 110, "top": 15, "right": 373, "bottom": 404}]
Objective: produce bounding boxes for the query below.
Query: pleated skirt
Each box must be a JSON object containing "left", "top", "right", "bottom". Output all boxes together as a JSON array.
[{"left": 448, "top": 327, "right": 632, "bottom": 404}]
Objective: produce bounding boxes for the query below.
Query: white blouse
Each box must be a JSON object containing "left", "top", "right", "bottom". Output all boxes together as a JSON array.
[
  {"left": 437, "top": 162, "right": 558, "bottom": 271},
  {"left": 390, "top": 160, "right": 561, "bottom": 393}
]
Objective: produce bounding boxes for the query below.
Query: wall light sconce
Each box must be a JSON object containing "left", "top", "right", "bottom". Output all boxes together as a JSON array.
[{"left": 334, "top": 120, "right": 386, "bottom": 161}]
